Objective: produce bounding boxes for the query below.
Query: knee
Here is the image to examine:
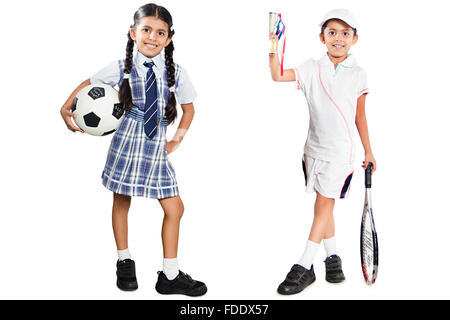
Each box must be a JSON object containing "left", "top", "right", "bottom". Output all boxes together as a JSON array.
[
  {"left": 113, "top": 193, "right": 131, "bottom": 210},
  {"left": 177, "top": 202, "right": 185, "bottom": 220},
  {"left": 165, "top": 202, "right": 184, "bottom": 221},
  {"left": 316, "top": 192, "right": 335, "bottom": 204},
  {"left": 315, "top": 193, "right": 335, "bottom": 213}
]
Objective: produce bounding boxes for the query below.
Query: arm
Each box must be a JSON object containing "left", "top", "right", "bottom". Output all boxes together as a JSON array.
[
  {"left": 269, "top": 33, "right": 295, "bottom": 82},
  {"left": 166, "top": 103, "right": 195, "bottom": 155},
  {"left": 355, "top": 94, "right": 376, "bottom": 173},
  {"left": 60, "top": 79, "right": 91, "bottom": 133}
]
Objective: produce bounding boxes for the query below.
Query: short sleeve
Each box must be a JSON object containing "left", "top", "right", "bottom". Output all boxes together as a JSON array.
[
  {"left": 175, "top": 66, "right": 197, "bottom": 104},
  {"left": 295, "top": 59, "right": 315, "bottom": 92},
  {"left": 357, "top": 68, "right": 369, "bottom": 97},
  {"left": 90, "top": 61, "right": 121, "bottom": 87}
]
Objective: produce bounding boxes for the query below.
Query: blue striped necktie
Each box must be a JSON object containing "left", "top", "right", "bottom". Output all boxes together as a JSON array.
[{"left": 143, "top": 61, "right": 158, "bottom": 139}]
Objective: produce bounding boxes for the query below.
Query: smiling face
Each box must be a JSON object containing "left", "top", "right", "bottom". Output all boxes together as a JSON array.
[
  {"left": 320, "top": 19, "right": 358, "bottom": 62},
  {"left": 129, "top": 16, "right": 172, "bottom": 58}
]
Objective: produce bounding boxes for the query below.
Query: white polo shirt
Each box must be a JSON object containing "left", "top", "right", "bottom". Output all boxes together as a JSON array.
[
  {"left": 294, "top": 53, "right": 369, "bottom": 165},
  {"left": 90, "top": 51, "right": 197, "bottom": 104}
]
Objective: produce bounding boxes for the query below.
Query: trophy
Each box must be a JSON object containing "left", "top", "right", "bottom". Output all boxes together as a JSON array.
[{"left": 269, "top": 12, "right": 278, "bottom": 54}]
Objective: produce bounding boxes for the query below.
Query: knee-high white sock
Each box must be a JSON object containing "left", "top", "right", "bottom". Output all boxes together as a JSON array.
[
  {"left": 163, "top": 258, "right": 180, "bottom": 280},
  {"left": 117, "top": 248, "right": 131, "bottom": 261},
  {"left": 323, "top": 236, "right": 337, "bottom": 257},
  {"left": 297, "top": 240, "right": 320, "bottom": 270}
]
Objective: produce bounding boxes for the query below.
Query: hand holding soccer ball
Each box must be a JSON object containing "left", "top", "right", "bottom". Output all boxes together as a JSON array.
[
  {"left": 61, "top": 83, "right": 125, "bottom": 136},
  {"left": 60, "top": 80, "right": 90, "bottom": 133},
  {"left": 61, "top": 106, "right": 84, "bottom": 133}
]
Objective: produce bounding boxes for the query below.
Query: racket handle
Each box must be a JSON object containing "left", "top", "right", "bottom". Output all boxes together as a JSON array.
[{"left": 365, "top": 162, "right": 373, "bottom": 188}]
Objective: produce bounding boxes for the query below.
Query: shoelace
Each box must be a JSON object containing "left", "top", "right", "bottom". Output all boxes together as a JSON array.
[
  {"left": 158, "top": 270, "right": 195, "bottom": 284},
  {"left": 175, "top": 272, "right": 198, "bottom": 289},
  {"left": 179, "top": 272, "right": 194, "bottom": 282},
  {"left": 118, "top": 262, "right": 133, "bottom": 276}
]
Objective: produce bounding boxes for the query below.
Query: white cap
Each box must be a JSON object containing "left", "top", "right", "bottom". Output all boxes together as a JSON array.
[{"left": 318, "top": 9, "right": 358, "bottom": 29}]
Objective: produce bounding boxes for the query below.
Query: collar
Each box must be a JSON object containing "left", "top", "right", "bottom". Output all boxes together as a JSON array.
[
  {"left": 134, "top": 51, "right": 165, "bottom": 79},
  {"left": 319, "top": 53, "right": 357, "bottom": 68}
]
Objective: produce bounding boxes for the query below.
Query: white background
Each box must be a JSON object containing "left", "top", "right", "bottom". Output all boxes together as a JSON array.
[{"left": 0, "top": 0, "right": 448, "bottom": 300}]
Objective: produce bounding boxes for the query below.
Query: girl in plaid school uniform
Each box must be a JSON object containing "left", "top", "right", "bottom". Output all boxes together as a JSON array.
[{"left": 60, "top": 3, "right": 207, "bottom": 296}]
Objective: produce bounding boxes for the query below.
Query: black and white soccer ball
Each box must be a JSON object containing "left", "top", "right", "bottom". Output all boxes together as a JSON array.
[{"left": 72, "top": 84, "right": 125, "bottom": 136}]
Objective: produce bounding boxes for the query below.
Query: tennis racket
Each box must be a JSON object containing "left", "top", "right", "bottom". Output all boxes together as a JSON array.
[{"left": 360, "top": 162, "right": 378, "bottom": 285}]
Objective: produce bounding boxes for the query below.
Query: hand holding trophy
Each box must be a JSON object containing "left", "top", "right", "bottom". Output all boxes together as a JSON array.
[
  {"left": 269, "top": 12, "right": 286, "bottom": 75},
  {"left": 269, "top": 12, "right": 279, "bottom": 54}
]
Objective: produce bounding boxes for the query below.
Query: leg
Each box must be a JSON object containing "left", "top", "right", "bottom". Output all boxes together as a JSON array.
[
  {"left": 324, "top": 213, "right": 335, "bottom": 239},
  {"left": 308, "top": 192, "right": 335, "bottom": 243},
  {"left": 279, "top": 192, "right": 335, "bottom": 295},
  {"left": 310, "top": 194, "right": 344, "bottom": 283},
  {"left": 112, "top": 193, "right": 132, "bottom": 250},
  {"left": 317, "top": 194, "right": 340, "bottom": 258},
  {"left": 323, "top": 214, "right": 337, "bottom": 257},
  {"left": 112, "top": 193, "right": 138, "bottom": 291},
  {"left": 296, "top": 192, "right": 334, "bottom": 270},
  {"left": 155, "top": 195, "right": 207, "bottom": 296},
  {"left": 158, "top": 195, "right": 184, "bottom": 258}
]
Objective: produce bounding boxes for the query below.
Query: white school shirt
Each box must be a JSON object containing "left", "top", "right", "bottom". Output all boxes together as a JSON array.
[
  {"left": 294, "top": 53, "right": 369, "bottom": 165},
  {"left": 90, "top": 51, "right": 197, "bottom": 104}
]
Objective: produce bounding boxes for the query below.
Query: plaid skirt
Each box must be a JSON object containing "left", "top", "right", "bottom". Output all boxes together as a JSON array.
[{"left": 101, "top": 108, "right": 178, "bottom": 199}]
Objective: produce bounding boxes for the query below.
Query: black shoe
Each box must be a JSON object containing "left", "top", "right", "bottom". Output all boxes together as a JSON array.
[
  {"left": 324, "top": 255, "right": 345, "bottom": 283},
  {"left": 116, "top": 259, "right": 138, "bottom": 291},
  {"left": 277, "top": 264, "right": 316, "bottom": 295},
  {"left": 155, "top": 271, "right": 207, "bottom": 297}
]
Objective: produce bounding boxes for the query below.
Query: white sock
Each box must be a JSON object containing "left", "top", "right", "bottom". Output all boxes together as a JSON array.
[
  {"left": 117, "top": 248, "right": 131, "bottom": 261},
  {"left": 297, "top": 240, "right": 320, "bottom": 270},
  {"left": 163, "top": 258, "right": 179, "bottom": 281},
  {"left": 323, "top": 236, "right": 337, "bottom": 258}
]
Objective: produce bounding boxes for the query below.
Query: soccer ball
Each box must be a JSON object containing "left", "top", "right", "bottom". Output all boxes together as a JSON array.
[{"left": 72, "top": 84, "right": 125, "bottom": 136}]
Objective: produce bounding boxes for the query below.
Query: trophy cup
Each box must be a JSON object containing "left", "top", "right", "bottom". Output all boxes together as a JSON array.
[{"left": 269, "top": 12, "right": 278, "bottom": 54}]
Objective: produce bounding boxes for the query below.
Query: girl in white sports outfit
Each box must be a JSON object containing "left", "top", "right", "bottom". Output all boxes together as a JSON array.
[{"left": 269, "top": 9, "right": 377, "bottom": 294}]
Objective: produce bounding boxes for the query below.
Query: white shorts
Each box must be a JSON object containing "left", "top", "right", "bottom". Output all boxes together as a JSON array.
[{"left": 302, "top": 154, "right": 354, "bottom": 199}]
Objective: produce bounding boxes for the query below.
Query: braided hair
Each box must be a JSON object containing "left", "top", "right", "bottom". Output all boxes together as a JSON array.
[
  {"left": 118, "top": 3, "right": 177, "bottom": 124},
  {"left": 118, "top": 33, "right": 135, "bottom": 112}
]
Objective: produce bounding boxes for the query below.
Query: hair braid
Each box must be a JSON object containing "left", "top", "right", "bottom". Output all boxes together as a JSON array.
[
  {"left": 118, "top": 32, "right": 135, "bottom": 112},
  {"left": 164, "top": 41, "right": 177, "bottom": 124}
]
